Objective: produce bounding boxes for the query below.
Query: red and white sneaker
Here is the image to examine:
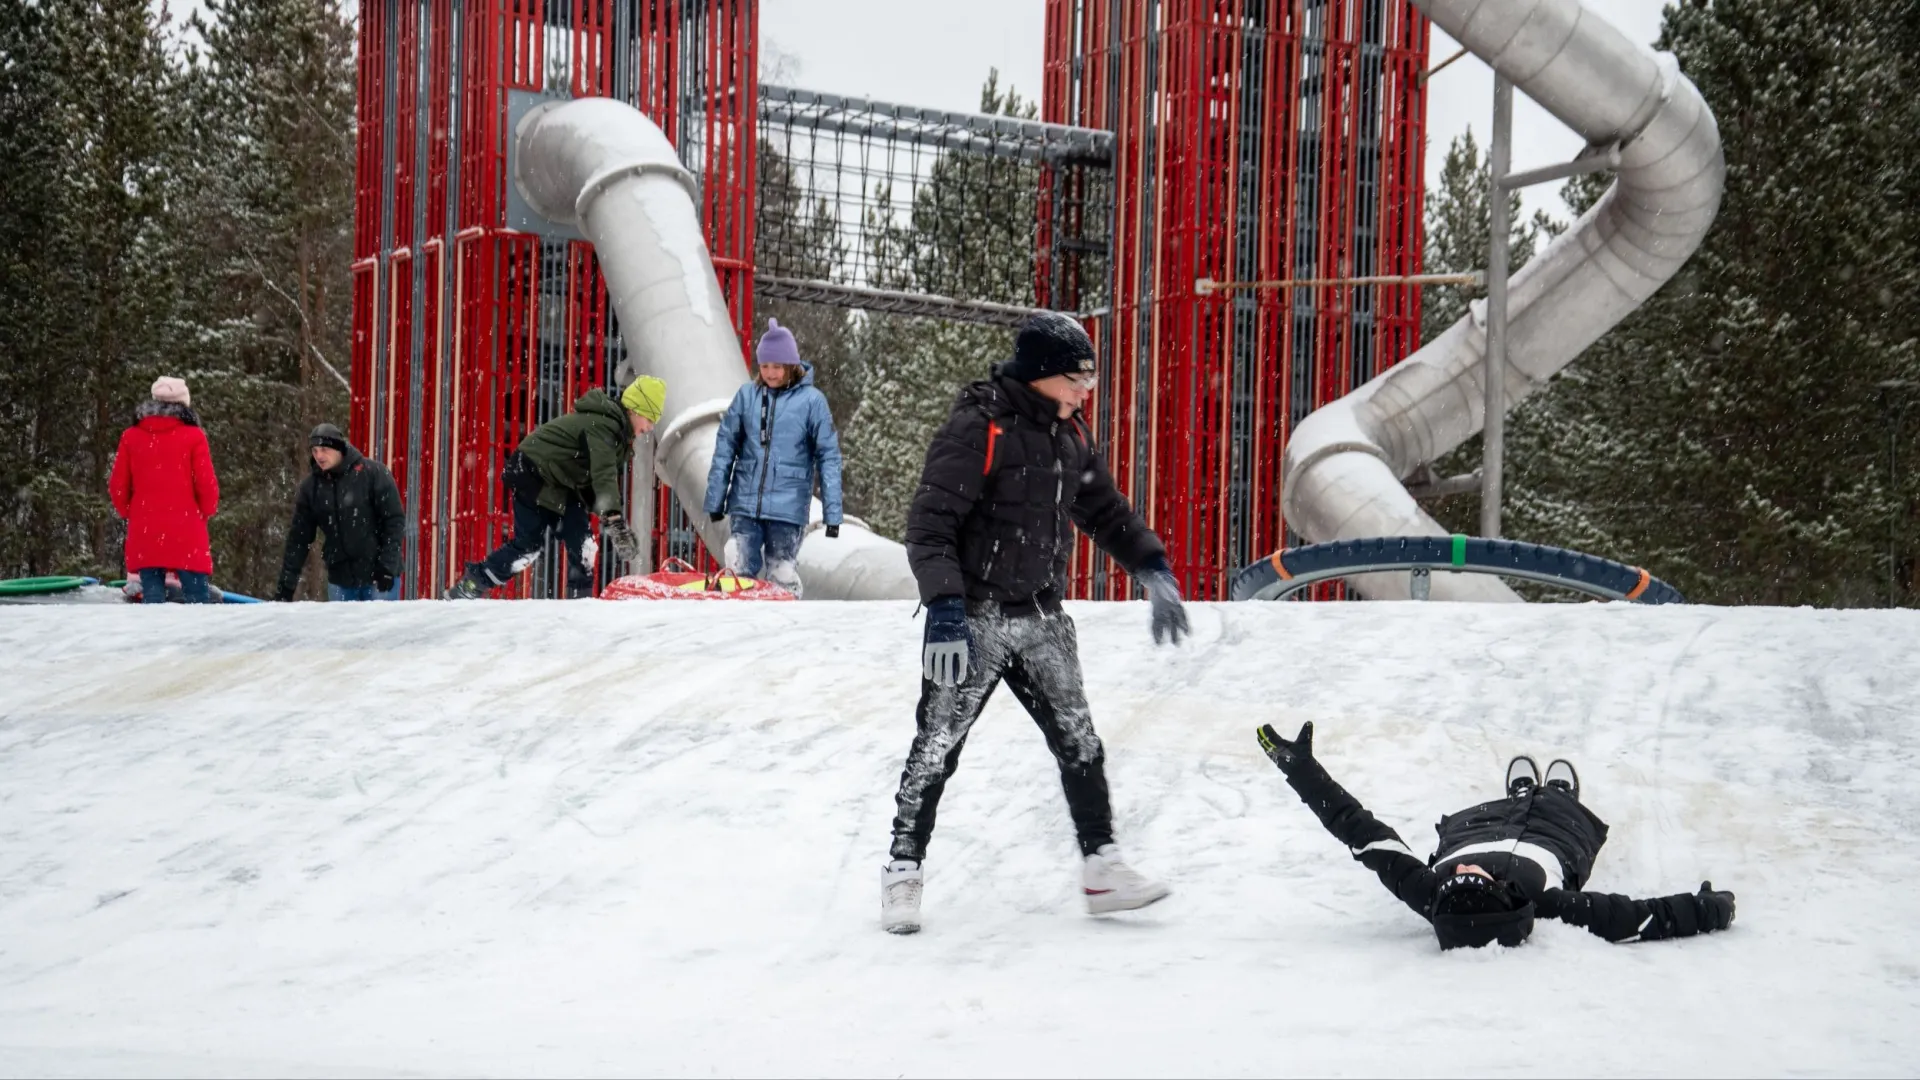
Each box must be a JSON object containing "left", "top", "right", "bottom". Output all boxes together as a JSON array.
[{"left": 1082, "top": 844, "right": 1171, "bottom": 915}]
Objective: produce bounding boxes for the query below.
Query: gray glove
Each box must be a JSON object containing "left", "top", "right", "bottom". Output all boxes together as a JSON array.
[
  {"left": 603, "top": 513, "right": 640, "bottom": 562},
  {"left": 1141, "top": 568, "right": 1190, "bottom": 646}
]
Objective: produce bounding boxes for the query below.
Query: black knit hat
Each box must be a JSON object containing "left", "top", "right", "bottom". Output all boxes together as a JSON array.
[
  {"left": 309, "top": 423, "right": 349, "bottom": 453},
  {"left": 1431, "top": 873, "right": 1535, "bottom": 950},
  {"left": 1001, "top": 312, "right": 1095, "bottom": 383}
]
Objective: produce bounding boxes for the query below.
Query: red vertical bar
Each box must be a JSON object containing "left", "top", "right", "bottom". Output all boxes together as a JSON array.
[
  {"left": 418, "top": 242, "right": 443, "bottom": 597},
  {"left": 386, "top": 249, "right": 415, "bottom": 497},
  {"left": 350, "top": 0, "right": 389, "bottom": 449}
]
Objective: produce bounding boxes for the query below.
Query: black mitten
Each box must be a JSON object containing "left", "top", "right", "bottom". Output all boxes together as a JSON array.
[{"left": 1694, "top": 880, "right": 1736, "bottom": 931}]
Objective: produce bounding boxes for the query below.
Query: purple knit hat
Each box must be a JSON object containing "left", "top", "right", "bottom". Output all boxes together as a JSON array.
[{"left": 756, "top": 318, "right": 802, "bottom": 368}]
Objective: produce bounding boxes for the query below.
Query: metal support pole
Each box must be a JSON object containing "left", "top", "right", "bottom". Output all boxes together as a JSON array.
[{"left": 1481, "top": 74, "right": 1514, "bottom": 539}]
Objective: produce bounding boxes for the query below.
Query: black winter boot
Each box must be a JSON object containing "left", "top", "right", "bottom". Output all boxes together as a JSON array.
[{"left": 1506, "top": 755, "right": 1540, "bottom": 798}]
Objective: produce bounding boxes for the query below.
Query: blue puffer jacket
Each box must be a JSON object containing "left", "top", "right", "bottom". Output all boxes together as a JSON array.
[{"left": 703, "top": 362, "right": 844, "bottom": 527}]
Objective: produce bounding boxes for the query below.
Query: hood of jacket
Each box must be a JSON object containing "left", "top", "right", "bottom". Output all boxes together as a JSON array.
[
  {"left": 135, "top": 400, "right": 201, "bottom": 427},
  {"left": 576, "top": 387, "right": 634, "bottom": 435},
  {"left": 308, "top": 441, "right": 368, "bottom": 477}
]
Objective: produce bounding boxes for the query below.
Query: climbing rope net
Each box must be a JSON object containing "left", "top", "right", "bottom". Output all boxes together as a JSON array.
[{"left": 755, "top": 84, "right": 1115, "bottom": 327}]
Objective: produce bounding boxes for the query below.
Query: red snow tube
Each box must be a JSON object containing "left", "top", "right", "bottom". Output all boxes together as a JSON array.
[{"left": 601, "top": 558, "right": 795, "bottom": 602}]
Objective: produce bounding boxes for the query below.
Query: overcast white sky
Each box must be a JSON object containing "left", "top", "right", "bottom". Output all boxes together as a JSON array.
[{"left": 761, "top": 0, "right": 1673, "bottom": 222}]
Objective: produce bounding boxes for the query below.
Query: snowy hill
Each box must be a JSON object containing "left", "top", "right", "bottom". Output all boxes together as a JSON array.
[{"left": 3, "top": 599, "right": 1918, "bottom": 1077}]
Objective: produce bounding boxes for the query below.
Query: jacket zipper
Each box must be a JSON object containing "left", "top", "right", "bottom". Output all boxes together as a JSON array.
[{"left": 754, "top": 385, "right": 778, "bottom": 517}]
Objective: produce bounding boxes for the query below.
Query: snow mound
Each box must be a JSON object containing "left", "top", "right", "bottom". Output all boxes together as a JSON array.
[{"left": 3, "top": 600, "right": 1917, "bottom": 1076}]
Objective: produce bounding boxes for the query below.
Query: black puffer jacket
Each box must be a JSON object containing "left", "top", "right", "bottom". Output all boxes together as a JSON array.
[
  {"left": 276, "top": 444, "right": 405, "bottom": 598},
  {"left": 1281, "top": 755, "right": 1731, "bottom": 944},
  {"left": 904, "top": 375, "right": 1165, "bottom": 607}
]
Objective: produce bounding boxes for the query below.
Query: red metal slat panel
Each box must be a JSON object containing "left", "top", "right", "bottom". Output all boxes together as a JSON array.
[
  {"left": 417, "top": 241, "right": 444, "bottom": 597},
  {"left": 572, "top": 0, "right": 612, "bottom": 97},
  {"left": 394, "top": 0, "right": 419, "bottom": 251},
  {"left": 385, "top": 248, "right": 416, "bottom": 486},
  {"left": 426, "top": 0, "right": 452, "bottom": 233},
  {"left": 350, "top": 260, "right": 378, "bottom": 448}
]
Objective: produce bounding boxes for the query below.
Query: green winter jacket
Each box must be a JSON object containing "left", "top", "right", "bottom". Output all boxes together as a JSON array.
[{"left": 516, "top": 389, "right": 635, "bottom": 515}]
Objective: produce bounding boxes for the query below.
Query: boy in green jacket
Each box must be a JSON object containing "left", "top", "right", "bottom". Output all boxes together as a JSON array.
[{"left": 445, "top": 376, "right": 666, "bottom": 599}]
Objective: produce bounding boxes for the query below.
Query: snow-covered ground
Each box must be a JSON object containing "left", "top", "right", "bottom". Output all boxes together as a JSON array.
[{"left": 2, "top": 598, "right": 1917, "bottom": 1077}]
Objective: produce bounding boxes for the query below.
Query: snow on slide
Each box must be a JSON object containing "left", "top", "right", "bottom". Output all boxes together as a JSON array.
[{"left": 1, "top": 601, "right": 1917, "bottom": 1076}]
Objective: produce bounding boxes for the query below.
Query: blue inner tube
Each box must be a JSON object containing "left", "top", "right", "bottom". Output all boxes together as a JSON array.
[{"left": 1231, "top": 535, "right": 1686, "bottom": 604}]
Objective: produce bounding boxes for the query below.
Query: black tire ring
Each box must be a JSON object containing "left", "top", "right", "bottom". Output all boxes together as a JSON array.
[{"left": 1230, "top": 535, "right": 1686, "bottom": 604}]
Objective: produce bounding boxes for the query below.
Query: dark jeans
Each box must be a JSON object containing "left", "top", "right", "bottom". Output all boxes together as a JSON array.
[
  {"left": 470, "top": 452, "right": 592, "bottom": 595},
  {"left": 329, "top": 581, "right": 400, "bottom": 602},
  {"left": 889, "top": 608, "right": 1113, "bottom": 862},
  {"left": 138, "top": 568, "right": 211, "bottom": 604}
]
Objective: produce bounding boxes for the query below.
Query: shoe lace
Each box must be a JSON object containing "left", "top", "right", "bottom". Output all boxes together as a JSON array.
[{"left": 887, "top": 877, "right": 922, "bottom": 907}]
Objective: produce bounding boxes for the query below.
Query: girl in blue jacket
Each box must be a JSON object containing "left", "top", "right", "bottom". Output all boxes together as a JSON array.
[{"left": 703, "top": 319, "right": 844, "bottom": 595}]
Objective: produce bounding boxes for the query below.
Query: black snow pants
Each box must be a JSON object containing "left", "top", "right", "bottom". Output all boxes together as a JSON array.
[
  {"left": 471, "top": 451, "right": 595, "bottom": 597},
  {"left": 889, "top": 603, "right": 1114, "bottom": 862}
]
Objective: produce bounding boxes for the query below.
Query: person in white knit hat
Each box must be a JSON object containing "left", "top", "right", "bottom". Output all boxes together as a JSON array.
[{"left": 109, "top": 377, "right": 221, "bottom": 603}]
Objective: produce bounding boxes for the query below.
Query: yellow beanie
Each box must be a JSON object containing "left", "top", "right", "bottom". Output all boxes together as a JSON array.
[{"left": 620, "top": 375, "right": 666, "bottom": 423}]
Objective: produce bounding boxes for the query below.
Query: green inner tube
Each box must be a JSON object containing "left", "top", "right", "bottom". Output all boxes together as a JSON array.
[{"left": 0, "top": 575, "right": 91, "bottom": 596}]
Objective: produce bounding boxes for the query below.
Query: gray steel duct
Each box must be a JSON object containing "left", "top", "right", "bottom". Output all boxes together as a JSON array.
[
  {"left": 1279, "top": 0, "right": 1724, "bottom": 601},
  {"left": 513, "top": 97, "right": 917, "bottom": 599}
]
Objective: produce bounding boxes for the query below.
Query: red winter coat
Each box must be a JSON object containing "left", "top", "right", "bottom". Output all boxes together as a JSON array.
[{"left": 109, "top": 410, "right": 220, "bottom": 574}]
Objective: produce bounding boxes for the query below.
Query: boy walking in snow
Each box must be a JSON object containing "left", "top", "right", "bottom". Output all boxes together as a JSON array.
[
  {"left": 445, "top": 376, "right": 665, "bottom": 599},
  {"left": 1257, "top": 722, "right": 1737, "bottom": 949},
  {"left": 881, "top": 312, "right": 1191, "bottom": 934}
]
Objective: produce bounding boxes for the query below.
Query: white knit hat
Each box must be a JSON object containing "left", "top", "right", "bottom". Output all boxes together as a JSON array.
[{"left": 150, "top": 376, "right": 191, "bottom": 406}]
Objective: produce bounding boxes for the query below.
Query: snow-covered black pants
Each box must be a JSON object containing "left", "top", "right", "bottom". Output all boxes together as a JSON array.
[{"left": 889, "top": 605, "right": 1113, "bottom": 862}]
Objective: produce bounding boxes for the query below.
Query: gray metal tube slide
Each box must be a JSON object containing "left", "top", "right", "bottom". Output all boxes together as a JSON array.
[
  {"left": 1280, "top": 0, "right": 1724, "bottom": 601},
  {"left": 514, "top": 97, "right": 917, "bottom": 599}
]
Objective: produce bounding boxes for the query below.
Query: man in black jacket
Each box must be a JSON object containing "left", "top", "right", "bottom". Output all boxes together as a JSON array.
[
  {"left": 276, "top": 424, "right": 406, "bottom": 602},
  {"left": 1257, "top": 721, "right": 1737, "bottom": 949},
  {"left": 880, "top": 312, "right": 1192, "bottom": 935}
]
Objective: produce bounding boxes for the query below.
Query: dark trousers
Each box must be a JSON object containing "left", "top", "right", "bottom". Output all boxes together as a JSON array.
[
  {"left": 138, "top": 568, "right": 211, "bottom": 604},
  {"left": 470, "top": 452, "right": 593, "bottom": 596},
  {"left": 889, "top": 607, "right": 1114, "bottom": 862}
]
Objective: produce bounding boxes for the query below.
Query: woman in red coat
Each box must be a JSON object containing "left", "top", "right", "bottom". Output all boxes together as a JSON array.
[{"left": 109, "top": 376, "right": 221, "bottom": 603}]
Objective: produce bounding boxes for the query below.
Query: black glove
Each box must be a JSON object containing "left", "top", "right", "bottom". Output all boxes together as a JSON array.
[
  {"left": 603, "top": 512, "right": 640, "bottom": 561},
  {"left": 709, "top": 509, "right": 727, "bottom": 524},
  {"left": 375, "top": 572, "right": 395, "bottom": 593},
  {"left": 825, "top": 524, "right": 840, "bottom": 539},
  {"left": 1257, "top": 721, "right": 1314, "bottom": 773},
  {"left": 1139, "top": 559, "right": 1190, "bottom": 645},
  {"left": 1694, "top": 880, "right": 1736, "bottom": 931},
  {"left": 922, "top": 596, "right": 976, "bottom": 687}
]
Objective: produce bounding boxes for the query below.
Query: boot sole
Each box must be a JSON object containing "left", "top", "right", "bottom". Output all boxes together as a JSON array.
[
  {"left": 883, "top": 920, "right": 921, "bottom": 935},
  {"left": 1086, "top": 886, "right": 1172, "bottom": 915}
]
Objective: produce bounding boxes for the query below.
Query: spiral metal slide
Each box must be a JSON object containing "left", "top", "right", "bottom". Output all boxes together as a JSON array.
[
  {"left": 1280, "top": 0, "right": 1726, "bottom": 601},
  {"left": 512, "top": 98, "right": 919, "bottom": 601}
]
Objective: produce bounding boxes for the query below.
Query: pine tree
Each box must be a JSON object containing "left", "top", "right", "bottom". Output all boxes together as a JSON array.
[
  {"left": 0, "top": 0, "right": 66, "bottom": 575},
  {"left": 1414, "top": 129, "right": 1558, "bottom": 538},
  {"left": 841, "top": 72, "right": 1043, "bottom": 539},
  {"left": 172, "top": 0, "right": 356, "bottom": 597},
  {"left": 47, "top": 0, "right": 187, "bottom": 576},
  {"left": 1482, "top": 0, "right": 1920, "bottom": 605}
]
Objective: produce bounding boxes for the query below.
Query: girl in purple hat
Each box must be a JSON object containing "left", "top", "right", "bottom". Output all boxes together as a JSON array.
[{"left": 702, "top": 318, "right": 844, "bottom": 595}]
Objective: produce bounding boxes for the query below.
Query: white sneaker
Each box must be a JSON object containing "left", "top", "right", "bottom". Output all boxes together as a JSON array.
[
  {"left": 881, "top": 859, "right": 924, "bottom": 934},
  {"left": 1082, "top": 844, "right": 1171, "bottom": 915}
]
